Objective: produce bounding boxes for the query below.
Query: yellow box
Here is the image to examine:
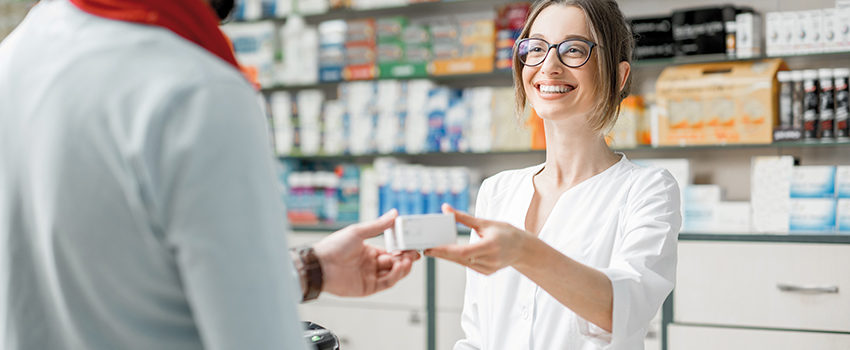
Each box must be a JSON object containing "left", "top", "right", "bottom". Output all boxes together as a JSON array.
[
  {"left": 655, "top": 59, "right": 787, "bottom": 146},
  {"left": 429, "top": 57, "right": 494, "bottom": 76}
]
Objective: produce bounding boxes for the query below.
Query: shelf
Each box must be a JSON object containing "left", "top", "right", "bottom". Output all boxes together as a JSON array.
[
  {"left": 279, "top": 139, "right": 850, "bottom": 161},
  {"left": 260, "top": 70, "right": 512, "bottom": 93},
  {"left": 231, "top": 0, "right": 517, "bottom": 25},
  {"left": 679, "top": 233, "right": 850, "bottom": 244},
  {"left": 260, "top": 50, "right": 850, "bottom": 92}
]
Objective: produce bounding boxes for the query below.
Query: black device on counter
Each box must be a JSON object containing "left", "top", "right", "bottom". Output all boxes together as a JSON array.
[{"left": 303, "top": 322, "right": 340, "bottom": 350}]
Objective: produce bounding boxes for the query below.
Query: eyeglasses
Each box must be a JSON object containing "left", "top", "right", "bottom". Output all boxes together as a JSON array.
[{"left": 516, "top": 38, "right": 597, "bottom": 68}]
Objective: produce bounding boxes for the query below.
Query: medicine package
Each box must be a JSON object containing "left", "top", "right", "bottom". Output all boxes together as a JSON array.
[{"left": 384, "top": 214, "right": 458, "bottom": 252}]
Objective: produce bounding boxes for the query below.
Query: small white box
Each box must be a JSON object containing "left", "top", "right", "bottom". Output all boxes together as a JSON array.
[
  {"left": 384, "top": 214, "right": 458, "bottom": 251},
  {"left": 784, "top": 11, "right": 802, "bottom": 55},
  {"left": 805, "top": 10, "right": 824, "bottom": 54},
  {"left": 790, "top": 166, "right": 836, "bottom": 198},
  {"left": 765, "top": 12, "right": 782, "bottom": 56},
  {"left": 736, "top": 12, "right": 762, "bottom": 58},
  {"left": 751, "top": 156, "right": 793, "bottom": 233},
  {"left": 838, "top": 199, "right": 850, "bottom": 233},
  {"left": 837, "top": 8, "right": 850, "bottom": 52},
  {"left": 821, "top": 8, "right": 839, "bottom": 53},
  {"left": 837, "top": 166, "right": 850, "bottom": 198},
  {"left": 789, "top": 198, "right": 836, "bottom": 233},
  {"left": 714, "top": 201, "right": 751, "bottom": 233}
]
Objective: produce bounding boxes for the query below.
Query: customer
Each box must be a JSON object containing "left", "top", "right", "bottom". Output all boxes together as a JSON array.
[
  {"left": 425, "top": 1, "right": 681, "bottom": 349},
  {"left": 0, "top": 0, "right": 418, "bottom": 349}
]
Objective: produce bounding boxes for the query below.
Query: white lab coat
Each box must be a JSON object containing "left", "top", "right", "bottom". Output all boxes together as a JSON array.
[
  {"left": 0, "top": 1, "right": 307, "bottom": 349},
  {"left": 455, "top": 154, "right": 681, "bottom": 350}
]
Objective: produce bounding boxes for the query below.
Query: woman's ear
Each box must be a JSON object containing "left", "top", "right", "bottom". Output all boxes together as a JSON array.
[{"left": 618, "top": 61, "right": 631, "bottom": 92}]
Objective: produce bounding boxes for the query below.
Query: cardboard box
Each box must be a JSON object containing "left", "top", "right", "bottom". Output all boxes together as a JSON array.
[
  {"left": 790, "top": 166, "right": 836, "bottom": 198},
  {"left": 655, "top": 59, "right": 787, "bottom": 146},
  {"left": 671, "top": 6, "right": 737, "bottom": 56}
]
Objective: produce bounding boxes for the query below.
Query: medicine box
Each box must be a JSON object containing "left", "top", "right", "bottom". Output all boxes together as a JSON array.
[
  {"left": 384, "top": 214, "right": 459, "bottom": 251},
  {"left": 837, "top": 166, "right": 850, "bottom": 198},
  {"left": 790, "top": 166, "right": 836, "bottom": 198},
  {"left": 789, "top": 198, "right": 836, "bottom": 233},
  {"left": 838, "top": 199, "right": 850, "bottom": 233},
  {"left": 735, "top": 12, "right": 761, "bottom": 59},
  {"left": 765, "top": 12, "right": 781, "bottom": 57}
]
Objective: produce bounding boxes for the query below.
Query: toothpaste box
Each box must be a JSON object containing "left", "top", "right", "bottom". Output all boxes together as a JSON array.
[
  {"left": 790, "top": 166, "right": 836, "bottom": 198},
  {"left": 789, "top": 198, "right": 836, "bottom": 233},
  {"left": 384, "top": 214, "right": 458, "bottom": 251},
  {"left": 837, "top": 166, "right": 850, "bottom": 198},
  {"left": 838, "top": 199, "right": 850, "bottom": 233}
]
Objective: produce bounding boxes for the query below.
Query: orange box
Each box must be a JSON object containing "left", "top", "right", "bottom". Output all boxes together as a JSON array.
[
  {"left": 429, "top": 57, "right": 494, "bottom": 75},
  {"left": 655, "top": 59, "right": 787, "bottom": 146}
]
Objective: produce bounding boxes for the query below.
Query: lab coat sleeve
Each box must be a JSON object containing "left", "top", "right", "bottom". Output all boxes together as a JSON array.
[
  {"left": 578, "top": 168, "right": 681, "bottom": 348},
  {"left": 453, "top": 177, "right": 493, "bottom": 350},
  {"left": 153, "top": 80, "right": 308, "bottom": 350}
]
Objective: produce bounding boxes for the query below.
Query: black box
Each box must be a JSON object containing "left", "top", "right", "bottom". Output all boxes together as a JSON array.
[
  {"left": 630, "top": 15, "right": 675, "bottom": 60},
  {"left": 672, "top": 5, "right": 739, "bottom": 56}
]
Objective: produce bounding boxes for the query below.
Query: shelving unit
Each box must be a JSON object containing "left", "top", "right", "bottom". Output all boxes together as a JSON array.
[{"left": 269, "top": 1, "right": 850, "bottom": 350}]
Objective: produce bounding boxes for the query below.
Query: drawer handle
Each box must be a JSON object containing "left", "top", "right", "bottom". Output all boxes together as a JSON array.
[{"left": 776, "top": 283, "right": 839, "bottom": 294}]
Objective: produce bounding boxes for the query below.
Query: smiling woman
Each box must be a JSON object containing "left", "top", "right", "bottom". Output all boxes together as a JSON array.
[{"left": 423, "top": 1, "right": 682, "bottom": 349}]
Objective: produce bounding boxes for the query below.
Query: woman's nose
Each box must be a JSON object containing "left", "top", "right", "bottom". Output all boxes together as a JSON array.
[{"left": 539, "top": 47, "right": 563, "bottom": 75}]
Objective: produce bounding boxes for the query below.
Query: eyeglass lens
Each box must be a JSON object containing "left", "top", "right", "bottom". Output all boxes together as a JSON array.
[{"left": 517, "top": 38, "right": 592, "bottom": 67}]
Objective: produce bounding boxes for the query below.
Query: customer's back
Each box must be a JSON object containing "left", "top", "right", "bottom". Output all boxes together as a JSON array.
[{"left": 0, "top": 1, "right": 305, "bottom": 349}]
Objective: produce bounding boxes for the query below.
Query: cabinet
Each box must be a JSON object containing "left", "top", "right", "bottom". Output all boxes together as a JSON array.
[{"left": 667, "top": 236, "right": 850, "bottom": 350}]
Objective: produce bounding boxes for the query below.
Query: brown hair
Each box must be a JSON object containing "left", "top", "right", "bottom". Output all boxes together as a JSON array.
[{"left": 513, "top": 0, "right": 634, "bottom": 134}]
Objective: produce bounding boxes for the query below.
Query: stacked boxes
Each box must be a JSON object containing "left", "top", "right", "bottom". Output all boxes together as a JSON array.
[
  {"left": 789, "top": 166, "right": 836, "bottom": 233},
  {"left": 376, "top": 17, "right": 431, "bottom": 79},
  {"left": 344, "top": 19, "right": 378, "bottom": 80},
  {"left": 494, "top": 3, "right": 530, "bottom": 70},
  {"left": 838, "top": 166, "right": 850, "bottom": 233},
  {"left": 318, "top": 20, "right": 347, "bottom": 82},
  {"left": 431, "top": 11, "right": 496, "bottom": 75},
  {"left": 766, "top": 8, "right": 850, "bottom": 56}
]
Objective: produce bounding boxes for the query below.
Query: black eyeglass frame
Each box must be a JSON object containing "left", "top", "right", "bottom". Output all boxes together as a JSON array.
[{"left": 515, "top": 38, "right": 598, "bottom": 68}]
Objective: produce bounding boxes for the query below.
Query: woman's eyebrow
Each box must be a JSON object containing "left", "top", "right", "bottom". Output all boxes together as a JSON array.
[{"left": 529, "top": 33, "right": 592, "bottom": 42}]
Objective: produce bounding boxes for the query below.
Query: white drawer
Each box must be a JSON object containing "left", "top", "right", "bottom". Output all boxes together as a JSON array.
[
  {"left": 675, "top": 242, "right": 850, "bottom": 332},
  {"left": 298, "top": 303, "right": 426, "bottom": 350},
  {"left": 668, "top": 324, "right": 850, "bottom": 350}
]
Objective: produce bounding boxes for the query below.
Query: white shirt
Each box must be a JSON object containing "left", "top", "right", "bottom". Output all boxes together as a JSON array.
[
  {"left": 455, "top": 154, "right": 681, "bottom": 350},
  {"left": 0, "top": 1, "right": 307, "bottom": 349}
]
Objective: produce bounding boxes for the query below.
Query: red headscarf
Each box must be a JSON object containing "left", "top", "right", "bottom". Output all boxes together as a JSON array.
[{"left": 70, "top": 0, "right": 240, "bottom": 70}]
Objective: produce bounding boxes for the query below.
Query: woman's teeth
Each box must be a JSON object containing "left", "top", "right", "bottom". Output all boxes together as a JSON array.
[{"left": 539, "top": 85, "right": 573, "bottom": 94}]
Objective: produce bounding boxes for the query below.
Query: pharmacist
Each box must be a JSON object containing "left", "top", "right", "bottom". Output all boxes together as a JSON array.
[
  {"left": 0, "top": 0, "right": 419, "bottom": 349},
  {"left": 425, "top": 1, "right": 681, "bottom": 349}
]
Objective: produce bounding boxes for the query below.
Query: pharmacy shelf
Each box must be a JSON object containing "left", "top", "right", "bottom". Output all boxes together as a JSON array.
[
  {"left": 260, "top": 50, "right": 850, "bottom": 93},
  {"left": 260, "top": 69, "right": 513, "bottom": 93},
  {"left": 679, "top": 233, "right": 850, "bottom": 244},
  {"left": 279, "top": 139, "right": 850, "bottom": 161},
  {"left": 231, "top": 0, "right": 517, "bottom": 24},
  {"left": 634, "top": 51, "right": 850, "bottom": 68}
]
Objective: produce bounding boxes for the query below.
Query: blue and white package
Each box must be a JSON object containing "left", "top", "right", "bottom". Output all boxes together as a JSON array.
[
  {"left": 789, "top": 198, "right": 836, "bottom": 233},
  {"left": 790, "top": 166, "right": 836, "bottom": 198},
  {"left": 838, "top": 199, "right": 850, "bottom": 233},
  {"left": 837, "top": 166, "right": 850, "bottom": 198}
]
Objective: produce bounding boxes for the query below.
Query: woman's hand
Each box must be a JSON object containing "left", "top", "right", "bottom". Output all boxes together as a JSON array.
[{"left": 424, "top": 204, "right": 532, "bottom": 275}]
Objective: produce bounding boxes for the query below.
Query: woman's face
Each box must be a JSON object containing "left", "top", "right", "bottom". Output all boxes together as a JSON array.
[{"left": 521, "top": 5, "right": 599, "bottom": 122}]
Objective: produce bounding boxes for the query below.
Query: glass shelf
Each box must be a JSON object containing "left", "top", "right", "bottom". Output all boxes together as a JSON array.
[
  {"left": 279, "top": 140, "right": 850, "bottom": 161},
  {"left": 679, "top": 233, "right": 850, "bottom": 244}
]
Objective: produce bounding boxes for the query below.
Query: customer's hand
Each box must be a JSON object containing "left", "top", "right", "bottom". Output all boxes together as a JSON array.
[
  {"left": 424, "top": 204, "right": 531, "bottom": 275},
  {"left": 313, "top": 209, "right": 421, "bottom": 297}
]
